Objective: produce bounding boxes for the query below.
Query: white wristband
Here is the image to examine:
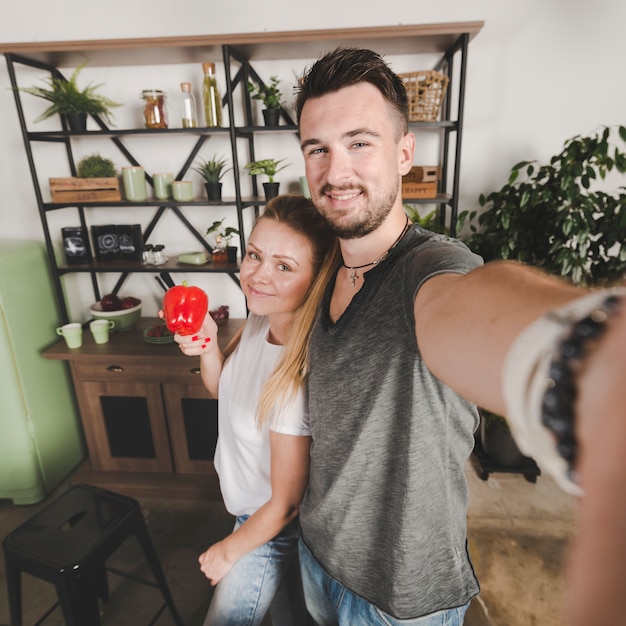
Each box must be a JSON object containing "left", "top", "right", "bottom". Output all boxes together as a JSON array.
[{"left": 502, "top": 288, "right": 626, "bottom": 497}]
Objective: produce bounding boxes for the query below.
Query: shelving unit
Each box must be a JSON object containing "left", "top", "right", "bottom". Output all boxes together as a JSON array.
[
  {"left": 1, "top": 24, "right": 483, "bottom": 498},
  {"left": 2, "top": 21, "right": 483, "bottom": 324}
]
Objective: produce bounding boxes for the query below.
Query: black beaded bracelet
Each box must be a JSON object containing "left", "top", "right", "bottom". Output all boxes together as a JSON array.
[{"left": 541, "top": 295, "right": 622, "bottom": 479}]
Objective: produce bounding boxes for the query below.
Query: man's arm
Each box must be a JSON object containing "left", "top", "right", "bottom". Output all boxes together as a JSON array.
[
  {"left": 416, "top": 259, "right": 626, "bottom": 625},
  {"left": 413, "top": 260, "right": 584, "bottom": 415}
]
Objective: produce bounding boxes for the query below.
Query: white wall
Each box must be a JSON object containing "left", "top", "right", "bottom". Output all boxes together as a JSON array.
[{"left": 1, "top": 0, "right": 624, "bottom": 319}]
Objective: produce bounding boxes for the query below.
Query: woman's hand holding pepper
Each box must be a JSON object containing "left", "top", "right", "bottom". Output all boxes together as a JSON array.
[{"left": 173, "top": 311, "right": 219, "bottom": 356}]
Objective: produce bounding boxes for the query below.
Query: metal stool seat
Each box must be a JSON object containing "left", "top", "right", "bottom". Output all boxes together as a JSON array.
[{"left": 3, "top": 483, "right": 184, "bottom": 626}]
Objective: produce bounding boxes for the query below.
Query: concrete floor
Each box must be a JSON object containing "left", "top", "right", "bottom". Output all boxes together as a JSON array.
[{"left": 0, "top": 456, "right": 577, "bottom": 626}]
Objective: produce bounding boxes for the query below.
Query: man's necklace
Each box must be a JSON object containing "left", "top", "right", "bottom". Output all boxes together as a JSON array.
[{"left": 342, "top": 216, "right": 411, "bottom": 288}]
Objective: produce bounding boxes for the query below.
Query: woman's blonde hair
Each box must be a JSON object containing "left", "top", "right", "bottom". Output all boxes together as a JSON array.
[{"left": 255, "top": 193, "right": 340, "bottom": 426}]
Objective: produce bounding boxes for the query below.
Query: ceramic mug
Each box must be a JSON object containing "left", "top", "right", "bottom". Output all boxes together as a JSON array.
[
  {"left": 89, "top": 319, "right": 115, "bottom": 345},
  {"left": 153, "top": 172, "right": 174, "bottom": 200},
  {"left": 171, "top": 180, "right": 194, "bottom": 202},
  {"left": 56, "top": 322, "right": 83, "bottom": 349},
  {"left": 122, "top": 166, "right": 148, "bottom": 201}
]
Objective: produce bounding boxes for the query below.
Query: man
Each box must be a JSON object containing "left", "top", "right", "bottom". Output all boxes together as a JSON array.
[{"left": 294, "top": 47, "right": 626, "bottom": 626}]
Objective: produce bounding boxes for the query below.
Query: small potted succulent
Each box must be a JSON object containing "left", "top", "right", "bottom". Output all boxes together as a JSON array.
[
  {"left": 17, "top": 61, "right": 120, "bottom": 131},
  {"left": 247, "top": 75, "right": 283, "bottom": 126},
  {"left": 244, "top": 158, "right": 289, "bottom": 200},
  {"left": 206, "top": 218, "right": 240, "bottom": 264},
  {"left": 193, "top": 154, "right": 232, "bottom": 201}
]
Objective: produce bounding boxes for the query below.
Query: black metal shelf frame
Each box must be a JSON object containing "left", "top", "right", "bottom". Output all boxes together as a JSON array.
[{"left": 5, "top": 31, "right": 473, "bottom": 322}]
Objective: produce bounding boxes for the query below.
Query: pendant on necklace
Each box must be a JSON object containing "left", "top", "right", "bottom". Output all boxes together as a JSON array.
[{"left": 349, "top": 268, "right": 358, "bottom": 287}]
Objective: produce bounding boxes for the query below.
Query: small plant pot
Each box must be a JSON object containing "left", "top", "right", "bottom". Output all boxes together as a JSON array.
[
  {"left": 262, "top": 108, "right": 280, "bottom": 126},
  {"left": 63, "top": 112, "right": 87, "bottom": 132},
  {"left": 205, "top": 182, "right": 223, "bottom": 202},
  {"left": 226, "top": 246, "right": 238, "bottom": 264},
  {"left": 263, "top": 182, "right": 280, "bottom": 201}
]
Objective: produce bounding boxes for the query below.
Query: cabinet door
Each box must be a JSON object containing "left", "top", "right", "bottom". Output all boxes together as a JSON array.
[
  {"left": 77, "top": 381, "right": 174, "bottom": 473},
  {"left": 162, "top": 383, "right": 219, "bottom": 475}
]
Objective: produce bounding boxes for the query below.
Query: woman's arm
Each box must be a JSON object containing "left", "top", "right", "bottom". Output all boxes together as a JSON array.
[{"left": 198, "top": 432, "right": 311, "bottom": 585}]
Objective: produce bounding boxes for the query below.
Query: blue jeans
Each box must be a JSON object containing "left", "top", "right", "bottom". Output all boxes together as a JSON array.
[
  {"left": 203, "top": 516, "right": 310, "bottom": 625},
  {"left": 298, "top": 538, "right": 470, "bottom": 625}
]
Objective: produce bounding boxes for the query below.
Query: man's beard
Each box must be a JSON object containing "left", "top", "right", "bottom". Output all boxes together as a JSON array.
[{"left": 316, "top": 181, "right": 398, "bottom": 240}]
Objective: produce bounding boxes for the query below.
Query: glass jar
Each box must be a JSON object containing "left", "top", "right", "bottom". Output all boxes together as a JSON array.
[
  {"left": 180, "top": 82, "right": 198, "bottom": 128},
  {"left": 152, "top": 244, "right": 168, "bottom": 265},
  {"left": 212, "top": 234, "right": 227, "bottom": 264},
  {"left": 141, "top": 89, "right": 168, "bottom": 129},
  {"left": 142, "top": 244, "right": 154, "bottom": 264},
  {"left": 202, "top": 63, "right": 223, "bottom": 128}
]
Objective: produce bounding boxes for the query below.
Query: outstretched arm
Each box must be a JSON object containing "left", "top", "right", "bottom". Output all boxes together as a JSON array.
[
  {"left": 416, "top": 259, "right": 626, "bottom": 625},
  {"left": 414, "top": 260, "right": 583, "bottom": 416},
  {"left": 198, "top": 432, "right": 311, "bottom": 585}
]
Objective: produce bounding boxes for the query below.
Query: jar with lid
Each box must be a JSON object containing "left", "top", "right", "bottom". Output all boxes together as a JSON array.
[
  {"left": 180, "top": 82, "right": 198, "bottom": 128},
  {"left": 212, "top": 234, "right": 227, "bottom": 264},
  {"left": 142, "top": 244, "right": 154, "bottom": 264},
  {"left": 141, "top": 89, "right": 168, "bottom": 129},
  {"left": 152, "top": 244, "right": 168, "bottom": 265},
  {"left": 202, "top": 63, "right": 223, "bottom": 127}
]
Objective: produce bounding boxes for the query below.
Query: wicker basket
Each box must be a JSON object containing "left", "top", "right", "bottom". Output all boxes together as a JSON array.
[{"left": 399, "top": 70, "right": 449, "bottom": 122}]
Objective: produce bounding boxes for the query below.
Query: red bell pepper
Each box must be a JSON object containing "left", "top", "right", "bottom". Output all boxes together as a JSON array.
[{"left": 163, "top": 281, "right": 209, "bottom": 335}]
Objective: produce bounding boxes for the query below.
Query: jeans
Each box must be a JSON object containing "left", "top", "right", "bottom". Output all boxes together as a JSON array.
[
  {"left": 203, "top": 516, "right": 310, "bottom": 626},
  {"left": 298, "top": 538, "right": 470, "bottom": 625}
]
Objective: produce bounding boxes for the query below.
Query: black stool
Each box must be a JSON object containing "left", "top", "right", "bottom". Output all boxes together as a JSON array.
[{"left": 3, "top": 483, "right": 184, "bottom": 626}]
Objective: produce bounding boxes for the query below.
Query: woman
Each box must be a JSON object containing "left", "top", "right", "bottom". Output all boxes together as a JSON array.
[{"left": 173, "top": 194, "right": 339, "bottom": 626}]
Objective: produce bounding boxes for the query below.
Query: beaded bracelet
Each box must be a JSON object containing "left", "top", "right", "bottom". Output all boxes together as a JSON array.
[{"left": 541, "top": 295, "right": 622, "bottom": 480}]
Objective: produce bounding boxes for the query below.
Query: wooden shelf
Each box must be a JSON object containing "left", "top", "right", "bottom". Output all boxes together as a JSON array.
[{"left": 0, "top": 22, "right": 484, "bottom": 68}]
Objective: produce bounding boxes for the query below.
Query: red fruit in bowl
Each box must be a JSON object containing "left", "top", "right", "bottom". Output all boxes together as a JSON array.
[
  {"left": 100, "top": 293, "right": 122, "bottom": 311},
  {"left": 121, "top": 296, "right": 141, "bottom": 309}
]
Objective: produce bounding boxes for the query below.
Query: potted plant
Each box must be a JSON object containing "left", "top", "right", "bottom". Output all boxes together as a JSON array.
[
  {"left": 77, "top": 153, "right": 117, "bottom": 178},
  {"left": 459, "top": 125, "right": 626, "bottom": 286},
  {"left": 459, "top": 125, "right": 626, "bottom": 467},
  {"left": 403, "top": 205, "right": 449, "bottom": 234},
  {"left": 206, "top": 218, "right": 240, "bottom": 264},
  {"left": 193, "top": 154, "right": 232, "bottom": 201},
  {"left": 49, "top": 153, "right": 121, "bottom": 203},
  {"left": 244, "top": 158, "right": 289, "bottom": 200},
  {"left": 17, "top": 61, "right": 120, "bottom": 131},
  {"left": 247, "top": 75, "right": 283, "bottom": 126}
]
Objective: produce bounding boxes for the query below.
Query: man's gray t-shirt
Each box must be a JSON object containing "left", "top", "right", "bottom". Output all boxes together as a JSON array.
[{"left": 301, "top": 224, "right": 483, "bottom": 619}]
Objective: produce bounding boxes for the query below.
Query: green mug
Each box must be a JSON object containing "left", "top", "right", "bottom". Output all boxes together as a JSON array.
[
  {"left": 56, "top": 322, "right": 83, "bottom": 349},
  {"left": 89, "top": 319, "right": 115, "bottom": 344}
]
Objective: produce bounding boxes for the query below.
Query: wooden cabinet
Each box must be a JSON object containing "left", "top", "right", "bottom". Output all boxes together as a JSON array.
[{"left": 43, "top": 317, "right": 244, "bottom": 499}]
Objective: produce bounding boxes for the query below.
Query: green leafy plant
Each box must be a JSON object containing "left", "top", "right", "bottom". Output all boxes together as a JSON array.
[
  {"left": 17, "top": 62, "right": 121, "bottom": 125},
  {"left": 244, "top": 158, "right": 289, "bottom": 183},
  {"left": 403, "top": 205, "right": 449, "bottom": 235},
  {"left": 247, "top": 75, "right": 283, "bottom": 110},
  {"left": 77, "top": 153, "right": 117, "bottom": 178},
  {"left": 459, "top": 126, "right": 626, "bottom": 287},
  {"left": 206, "top": 218, "right": 240, "bottom": 246},
  {"left": 193, "top": 154, "right": 232, "bottom": 184}
]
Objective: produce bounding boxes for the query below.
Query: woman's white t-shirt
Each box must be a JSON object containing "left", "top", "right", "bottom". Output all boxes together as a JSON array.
[{"left": 214, "top": 313, "right": 310, "bottom": 516}]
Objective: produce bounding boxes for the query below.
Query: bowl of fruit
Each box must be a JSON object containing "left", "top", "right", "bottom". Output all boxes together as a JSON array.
[{"left": 90, "top": 294, "right": 142, "bottom": 332}]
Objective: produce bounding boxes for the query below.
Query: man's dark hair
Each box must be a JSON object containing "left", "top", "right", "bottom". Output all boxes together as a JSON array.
[{"left": 294, "top": 47, "right": 409, "bottom": 135}]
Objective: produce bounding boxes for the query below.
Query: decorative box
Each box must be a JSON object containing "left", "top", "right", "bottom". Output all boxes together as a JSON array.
[{"left": 49, "top": 177, "right": 121, "bottom": 203}]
